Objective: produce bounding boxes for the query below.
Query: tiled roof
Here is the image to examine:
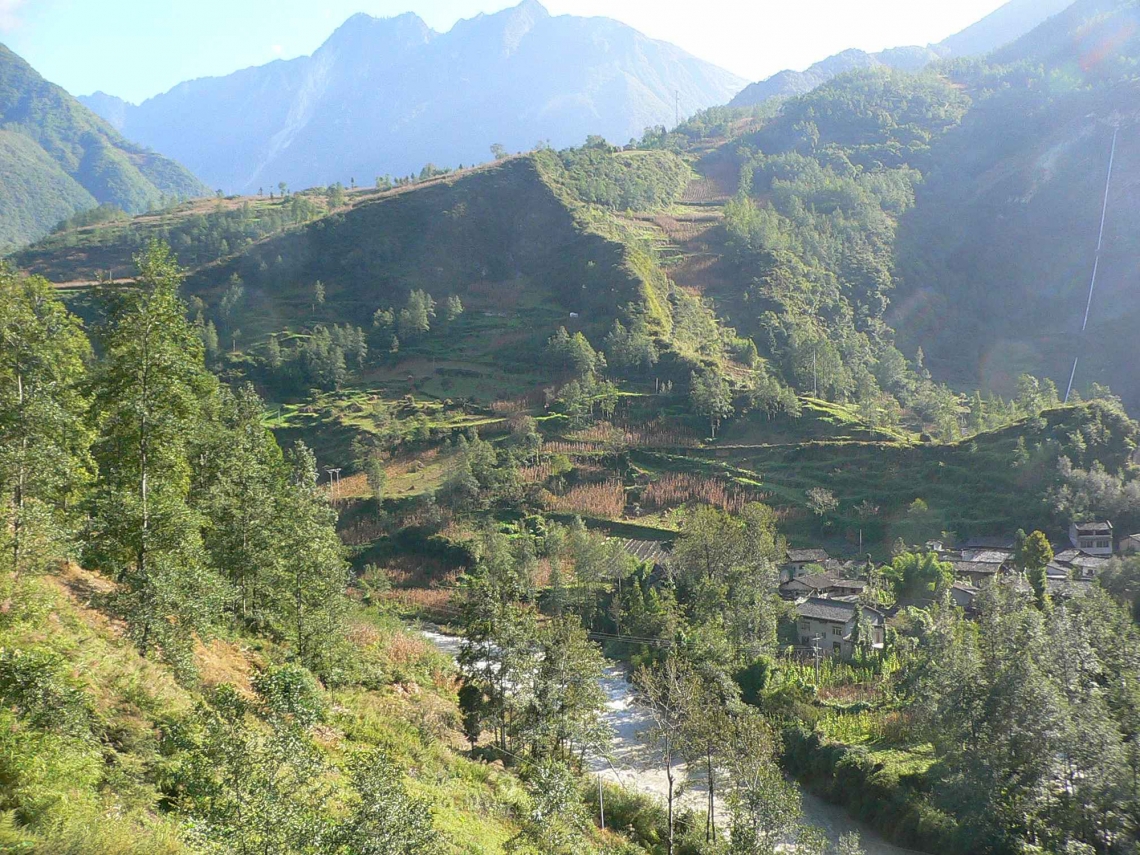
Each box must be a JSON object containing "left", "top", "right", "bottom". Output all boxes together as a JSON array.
[
  {"left": 1073, "top": 521, "right": 1113, "bottom": 533},
  {"left": 960, "top": 549, "right": 1013, "bottom": 565},
  {"left": 948, "top": 560, "right": 1000, "bottom": 576},
  {"left": 797, "top": 598, "right": 883, "bottom": 625},
  {"left": 787, "top": 548, "right": 830, "bottom": 563},
  {"left": 617, "top": 539, "right": 671, "bottom": 566}
]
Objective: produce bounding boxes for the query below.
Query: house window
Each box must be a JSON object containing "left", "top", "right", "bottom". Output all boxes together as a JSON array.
[
  {"left": 832, "top": 625, "right": 842, "bottom": 637},
  {"left": 800, "top": 636, "right": 809, "bottom": 647},
  {"left": 799, "top": 620, "right": 811, "bottom": 632},
  {"left": 833, "top": 642, "right": 841, "bottom": 654},
  {"left": 1097, "top": 540, "right": 1111, "bottom": 549}
]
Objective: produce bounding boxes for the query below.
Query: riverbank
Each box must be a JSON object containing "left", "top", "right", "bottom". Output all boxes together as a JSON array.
[{"left": 418, "top": 624, "right": 919, "bottom": 854}]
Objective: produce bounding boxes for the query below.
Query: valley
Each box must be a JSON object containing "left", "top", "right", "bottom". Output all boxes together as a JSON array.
[{"left": 5, "top": 1, "right": 1140, "bottom": 854}]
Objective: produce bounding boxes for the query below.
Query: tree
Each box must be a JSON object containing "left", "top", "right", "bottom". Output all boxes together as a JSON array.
[
  {"left": 87, "top": 241, "right": 225, "bottom": 679},
  {"left": 519, "top": 617, "right": 608, "bottom": 762},
  {"left": 196, "top": 384, "right": 285, "bottom": 624},
  {"left": 1017, "top": 530, "right": 1054, "bottom": 609},
  {"left": 333, "top": 751, "right": 445, "bottom": 854},
  {"left": 690, "top": 369, "right": 734, "bottom": 437},
  {"left": 0, "top": 267, "right": 91, "bottom": 597},
  {"left": 265, "top": 334, "right": 283, "bottom": 372},
  {"left": 726, "top": 711, "right": 821, "bottom": 855},
  {"left": 312, "top": 280, "right": 325, "bottom": 313},
  {"left": 884, "top": 551, "right": 954, "bottom": 600},
  {"left": 491, "top": 143, "right": 509, "bottom": 160},
  {"left": 398, "top": 290, "right": 436, "bottom": 338},
  {"left": 364, "top": 454, "right": 387, "bottom": 505},
  {"left": 445, "top": 294, "right": 464, "bottom": 322},
  {"left": 268, "top": 443, "right": 350, "bottom": 678},
  {"left": 635, "top": 657, "right": 699, "bottom": 855},
  {"left": 805, "top": 487, "right": 838, "bottom": 528}
]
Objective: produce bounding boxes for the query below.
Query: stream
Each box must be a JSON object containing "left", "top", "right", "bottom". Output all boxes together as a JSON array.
[{"left": 419, "top": 628, "right": 918, "bottom": 855}]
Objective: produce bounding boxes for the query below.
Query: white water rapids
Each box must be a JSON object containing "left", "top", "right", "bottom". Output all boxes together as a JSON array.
[{"left": 419, "top": 627, "right": 918, "bottom": 854}]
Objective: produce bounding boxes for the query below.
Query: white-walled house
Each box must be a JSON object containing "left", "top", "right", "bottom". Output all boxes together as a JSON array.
[
  {"left": 1070, "top": 521, "right": 1115, "bottom": 557},
  {"left": 795, "top": 598, "right": 884, "bottom": 658}
]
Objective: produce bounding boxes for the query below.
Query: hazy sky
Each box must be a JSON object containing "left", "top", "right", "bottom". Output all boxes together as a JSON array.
[{"left": 1, "top": 0, "right": 1011, "bottom": 103}]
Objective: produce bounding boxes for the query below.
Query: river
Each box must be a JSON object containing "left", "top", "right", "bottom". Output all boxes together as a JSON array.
[{"left": 419, "top": 627, "right": 918, "bottom": 855}]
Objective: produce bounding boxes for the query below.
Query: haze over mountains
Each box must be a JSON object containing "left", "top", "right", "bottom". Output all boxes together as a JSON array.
[
  {"left": 81, "top": 0, "right": 744, "bottom": 195},
  {"left": 730, "top": 0, "right": 1075, "bottom": 106},
  {"left": 0, "top": 44, "right": 207, "bottom": 251}
]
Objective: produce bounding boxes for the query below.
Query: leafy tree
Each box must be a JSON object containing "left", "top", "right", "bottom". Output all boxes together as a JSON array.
[
  {"left": 398, "top": 290, "right": 436, "bottom": 339},
  {"left": 690, "top": 368, "right": 733, "bottom": 437},
  {"left": 519, "top": 617, "right": 608, "bottom": 762},
  {"left": 507, "top": 759, "right": 589, "bottom": 855},
  {"left": 635, "top": 657, "right": 699, "bottom": 855},
  {"left": 86, "top": 241, "right": 225, "bottom": 678},
  {"left": 0, "top": 267, "right": 91, "bottom": 595},
  {"left": 268, "top": 443, "right": 350, "bottom": 679},
  {"left": 726, "top": 711, "right": 823, "bottom": 855},
  {"left": 445, "top": 294, "right": 464, "bottom": 322},
  {"left": 364, "top": 455, "right": 387, "bottom": 505},
  {"left": 196, "top": 384, "right": 285, "bottom": 623},
  {"left": 1016, "top": 530, "right": 1054, "bottom": 609},
  {"left": 883, "top": 551, "right": 953, "bottom": 601},
  {"left": 332, "top": 750, "right": 445, "bottom": 854},
  {"left": 805, "top": 487, "right": 838, "bottom": 526}
]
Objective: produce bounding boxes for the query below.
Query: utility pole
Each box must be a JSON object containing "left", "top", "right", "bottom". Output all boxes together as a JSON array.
[{"left": 598, "top": 774, "right": 605, "bottom": 830}]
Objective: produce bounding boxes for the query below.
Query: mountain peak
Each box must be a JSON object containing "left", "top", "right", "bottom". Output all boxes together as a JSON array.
[{"left": 321, "top": 10, "right": 435, "bottom": 55}]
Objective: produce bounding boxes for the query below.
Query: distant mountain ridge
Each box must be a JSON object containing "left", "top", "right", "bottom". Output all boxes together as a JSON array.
[
  {"left": 0, "top": 43, "right": 208, "bottom": 251},
  {"left": 730, "top": 0, "right": 1076, "bottom": 106},
  {"left": 81, "top": 0, "right": 745, "bottom": 195}
]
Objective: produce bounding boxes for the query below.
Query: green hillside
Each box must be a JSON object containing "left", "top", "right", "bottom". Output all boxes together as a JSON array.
[{"left": 0, "top": 43, "right": 208, "bottom": 251}]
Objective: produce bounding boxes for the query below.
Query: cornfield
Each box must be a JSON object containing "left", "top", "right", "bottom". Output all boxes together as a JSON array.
[
  {"left": 641, "top": 472, "right": 759, "bottom": 514},
  {"left": 548, "top": 480, "right": 626, "bottom": 519}
]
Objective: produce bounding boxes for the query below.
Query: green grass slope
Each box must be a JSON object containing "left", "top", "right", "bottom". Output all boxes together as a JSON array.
[
  {"left": 0, "top": 564, "right": 601, "bottom": 854},
  {"left": 0, "top": 43, "right": 208, "bottom": 251}
]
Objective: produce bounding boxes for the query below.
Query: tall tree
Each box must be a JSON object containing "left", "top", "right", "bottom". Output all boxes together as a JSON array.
[
  {"left": 268, "top": 443, "right": 350, "bottom": 678},
  {"left": 0, "top": 267, "right": 92, "bottom": 595},
  {"left": 196, "top": 384, "right": 286, "bottom": 624},
  {"left": 636, "top": 656, "right": 699, "bottom": 855},
  {"left": 87, "top": 241, "right": 224, "bottom": 677}
]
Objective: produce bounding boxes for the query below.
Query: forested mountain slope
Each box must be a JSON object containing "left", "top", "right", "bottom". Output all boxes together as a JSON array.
[
  {"left": 80, "top": 0, "right": 744, "bottom": 195},
  {"left": 893, "top": 0, "right": 1140, "bottom": 407},
  {"left": 0, "top": 44, "right": 207, "bottom": 251}
]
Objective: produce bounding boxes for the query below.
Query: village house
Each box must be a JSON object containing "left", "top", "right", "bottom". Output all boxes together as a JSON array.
[
  {"left": 783, "top": 548, "right": 831, "bottom": 579},
  {"left": 1120, "top": 533, "right": 1140, "bottom": 554},
  {"left": 779, "top": 573, "right": 866, "bottom": 601},
  {"left": 1051, "top": 547, "right": 1111, "bottom": 579},
  {"left": 1070, "top": 521, "right": 1114, "bottom": 557},
  {"left": 795, "top": 598, "right": 884, "bottom": 658}
]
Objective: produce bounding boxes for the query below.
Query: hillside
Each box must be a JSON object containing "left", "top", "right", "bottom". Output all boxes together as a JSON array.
[
  {"left": 893, "top": 0, "right": 1140, "bottom": 407},
  {"left": 0, "top": 43, "right": 208, "bottom": 251},
  {"left": 729, "top": 0, "right": 1074, "bottom": 107},
  {"left": 79, "top": 1, "right": 745, "bottom": 195}
]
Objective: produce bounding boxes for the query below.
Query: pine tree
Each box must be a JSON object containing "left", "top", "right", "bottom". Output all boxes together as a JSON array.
[{"left": 87, "top": 240, "right": 226, "bottom": 678}]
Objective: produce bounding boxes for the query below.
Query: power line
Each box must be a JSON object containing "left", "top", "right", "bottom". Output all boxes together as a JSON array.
[{"left": 1066, "top": 123, "right": 1119, "bottom": 402}]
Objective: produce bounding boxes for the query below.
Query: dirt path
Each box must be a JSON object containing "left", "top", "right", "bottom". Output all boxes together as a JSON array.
[{"left": 419, "top": 627, "right": 921, "bottom": 855}]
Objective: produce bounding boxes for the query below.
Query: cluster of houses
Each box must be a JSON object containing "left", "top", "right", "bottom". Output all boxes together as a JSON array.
[
  {"left": 618, "top": 520, "right": 1140, "bottom": 661},
  {"left": 778, "top": 520, "right": 1140, "bottom": 659}
]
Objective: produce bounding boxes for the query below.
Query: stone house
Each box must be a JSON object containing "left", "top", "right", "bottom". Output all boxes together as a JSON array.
[{"left": 795, "top": 598, "right": 884, "bottom": 658}]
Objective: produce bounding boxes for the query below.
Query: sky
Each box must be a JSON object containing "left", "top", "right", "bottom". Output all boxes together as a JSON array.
[{"left": 1, "top": 0, "right": 1012, "bottom": 104}]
